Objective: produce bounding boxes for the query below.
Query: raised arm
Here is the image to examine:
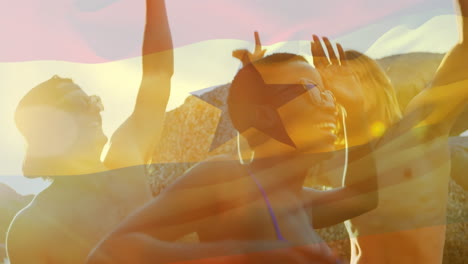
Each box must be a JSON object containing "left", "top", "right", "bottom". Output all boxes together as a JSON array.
[
  {"left": 405, "top": 0, "right": 468, "bottom": 135},
  {"left": 104, "top": 0, "right": 173, "bottom": 169},
  {"left": 300, "top": 37, "right": 378, "bottom": 228}
]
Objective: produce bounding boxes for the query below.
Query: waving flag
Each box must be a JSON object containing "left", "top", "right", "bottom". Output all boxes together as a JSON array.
[
  {"left": 0, "top": 0, "right": 454, "bottom": 63},
  {"left": 0, "top": 0, "right": 457, "bottom": 192},
  {"left": 0, "top": 2, "right": 465, "bottom": 264}
]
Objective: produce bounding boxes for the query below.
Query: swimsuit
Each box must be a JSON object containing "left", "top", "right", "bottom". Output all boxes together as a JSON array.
[
  {"left": 246, "top": 167, "right": 286, "bottom": 241},
  {"left": 246, "top": 167, "right": 342, "bottom": 264}
]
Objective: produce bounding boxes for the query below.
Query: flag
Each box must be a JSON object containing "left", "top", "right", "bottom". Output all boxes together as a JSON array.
[{"left": 0, "top": 0, "right": 453, "bottom": 63}]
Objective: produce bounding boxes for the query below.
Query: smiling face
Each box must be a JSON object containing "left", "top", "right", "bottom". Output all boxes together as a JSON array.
[{"left": 257, "top": 61, "right": 338, "bottom": 153}]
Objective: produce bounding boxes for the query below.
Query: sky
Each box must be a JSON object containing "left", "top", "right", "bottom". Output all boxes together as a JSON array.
[{"left": 0, "top": 0, "right": 462, "bottom": 195}]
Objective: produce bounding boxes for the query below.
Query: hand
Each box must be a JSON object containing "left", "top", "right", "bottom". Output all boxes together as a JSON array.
[
  {"left": 238, "top": 242, "right": 346, "bottom": 264},
  {"left": 454, "top": 0, "right": 468, "bottom": 43},
  {"left": 456, "top": 0, "right": 468, "bottom": 18},
  {"left": 311, "top": 35, "right": 365, "bottom": 119},
  {"left": 233, "top": 31, "right": 267, "bottom": 66},
  {"left": 454, "top": 0, "right": 468, "bottom": 19}
]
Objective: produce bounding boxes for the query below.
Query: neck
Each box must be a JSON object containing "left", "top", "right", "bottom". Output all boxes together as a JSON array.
[
  {"left": 247, "top": 150, "right": 307, "bottom": 194},
  {"left": 55, "top": 159, "right": 106, "bottom": 175},
  {"left": 50, "top": 171, "right": 108, "bottom": 194},
  {"left": 24, "top": 154, "right": 106, "bottom": 177},
  {"left": 45, "top": 158, "right": 109, "bottom": 195},
  {"left": 251, "top": 139, "right": 296, "bottom": 160}
]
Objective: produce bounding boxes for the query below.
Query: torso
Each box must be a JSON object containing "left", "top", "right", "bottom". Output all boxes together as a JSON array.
[
  {"left": 347, "top": 130, "right": 450, "bottom": 264},
  {"left": 10, "top": 166, "right": 151, "bottom": 264},
  {"left": 195, "top": 160, "right": 330, "bottom": 252}
]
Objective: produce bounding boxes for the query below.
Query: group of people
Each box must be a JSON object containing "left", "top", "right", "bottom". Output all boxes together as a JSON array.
[{"left": 5, "top": 0, "right": 468, "bottom": 263}]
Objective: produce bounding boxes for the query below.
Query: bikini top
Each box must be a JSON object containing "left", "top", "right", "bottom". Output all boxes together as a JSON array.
[
  {"left": 246, "top": 167, "right": 286, "bottom": 241},
  {"left": 247, "top": 167, "right": 340, "bottom": 263}
]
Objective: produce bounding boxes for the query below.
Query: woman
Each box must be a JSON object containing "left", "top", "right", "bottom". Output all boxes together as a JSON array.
[
  {"left": 6, "top": 0, "right": 173, "bottom": 263},
  {"left": 314, "top": 1, "right": 468, "bottom": 262}
]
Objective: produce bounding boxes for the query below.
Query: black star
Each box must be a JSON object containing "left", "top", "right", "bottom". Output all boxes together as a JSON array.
[
  {"left": 191, "top": 84, "right": 238, "bottom": 152},
  {"left": 191, "top": 65, "right": 316, "bottom": 152}
]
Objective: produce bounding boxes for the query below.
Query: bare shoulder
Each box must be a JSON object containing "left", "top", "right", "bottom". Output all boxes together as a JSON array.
[
  {"left": 7, "top": 202, "right": 50, "bottom": 263},
  {"left": 103, "top": 118, "right": 144, "bottom": 170},
  {"left": 166, "top": 155, "right": 244, "bottom": 191},
  {"left": 154, "top": 155, "right": 247, "bottom": 212}
]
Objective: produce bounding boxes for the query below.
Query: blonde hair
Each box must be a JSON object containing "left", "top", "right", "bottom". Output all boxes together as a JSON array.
[{"left": 345, "top": 50, "right": 402, "bottom": 127}]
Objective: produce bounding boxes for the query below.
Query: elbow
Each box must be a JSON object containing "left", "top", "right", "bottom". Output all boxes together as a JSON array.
[
  {"left": 166, "top": 68, "right": 174, "bottom": 77},
  {"left": 350, "top": 188, "right": 379, "bottom": 218},
  {"left": 361, "top": 191, "right": 379, "bottom": 213},
  {"left": 361, "top": 175, "right": 379, "bottom": 212}
]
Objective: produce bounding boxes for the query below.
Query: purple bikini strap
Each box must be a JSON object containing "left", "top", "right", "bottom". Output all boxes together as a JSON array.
[{"left": 246, "top": 167, "right": 286, "bottom": 241}]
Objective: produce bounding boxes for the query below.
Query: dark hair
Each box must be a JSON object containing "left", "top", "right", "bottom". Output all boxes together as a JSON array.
[
  {"left": 16, "top": 76, "right": 75, "bottom": 109},
  {"left": 253, "top": 52, "right": 307, "bottom": 65},
  {"left": 227, "top": 53, "right": 308, "bottom": 147},
  {"left": 15, "top": 75, "right": 79, "bottom": 138}
]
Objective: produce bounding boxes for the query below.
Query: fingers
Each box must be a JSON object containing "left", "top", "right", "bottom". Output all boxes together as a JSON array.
[
  {"left": 232, "top": 49, "right": 247, "bottom": 60},
  {"left": 253, "top": 31, "right": 267, "bottom": 60},
  {"left": 323, "top": 37, "right": 339, "bottom": 65},
  {"left": 232, "top": 49, "right": 250, "bottom": 66},
  {"left": 311, "top": 35, "right": 348, "bottom": 69},
  {"left": 311, "top": 35, "right": 330, "bottom": 68},
  {"left": 232, "top": 31, "right": 264, "bottom": 65},
  {"left": 336, "top": 43, "right": 347, "bottom": 66},
  {"left": 258, "top": 49, "right": 267, "bottom": 59},
  {"left": 254, "top": 31, "right": 262, "bottom": 51}
]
